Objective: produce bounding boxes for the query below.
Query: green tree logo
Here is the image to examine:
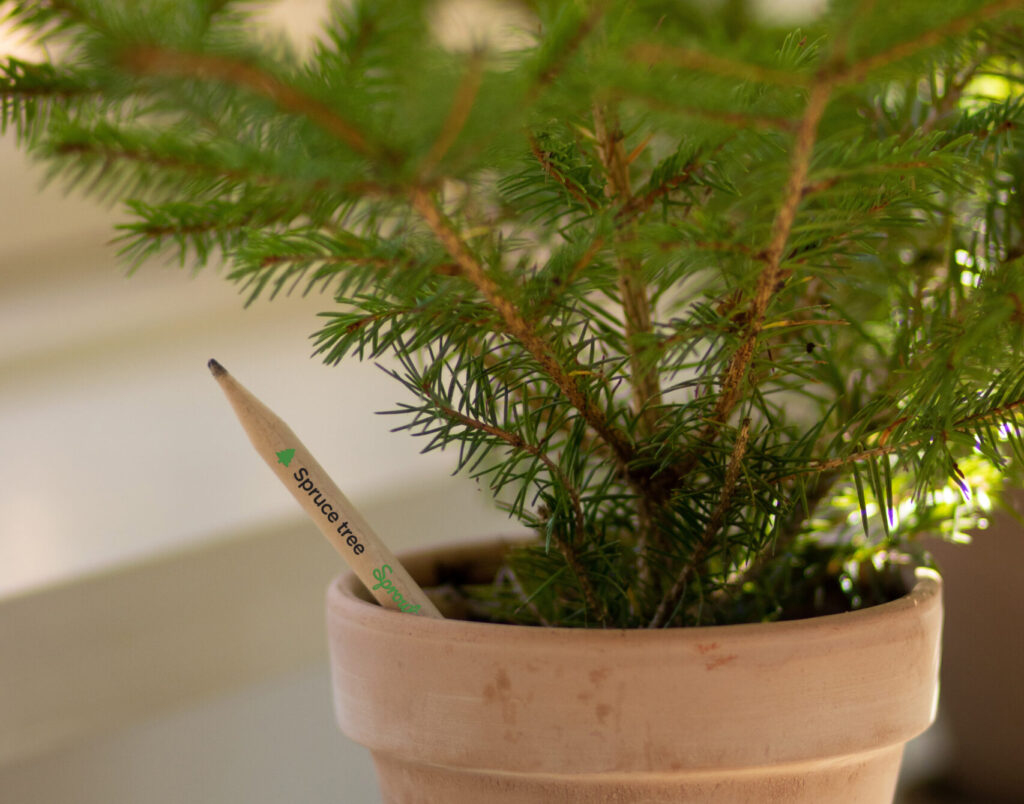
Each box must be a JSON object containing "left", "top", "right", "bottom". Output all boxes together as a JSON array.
[{"left": 276, "top": 448, "right": 295, "bottom": 467}]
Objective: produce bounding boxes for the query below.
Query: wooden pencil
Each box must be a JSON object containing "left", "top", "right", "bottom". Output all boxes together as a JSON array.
[{"left": 208, "top": 359, "right": 444, "bottom": 619}]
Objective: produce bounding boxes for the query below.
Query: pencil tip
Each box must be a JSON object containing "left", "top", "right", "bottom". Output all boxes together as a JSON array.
[{"left": 208, "top": 358, "right": 226, "bottom": 377}]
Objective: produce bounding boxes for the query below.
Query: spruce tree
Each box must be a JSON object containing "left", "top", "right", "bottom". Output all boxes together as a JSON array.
[{"left": 4, "top": 0, "right": 1024, "bottom": 627}]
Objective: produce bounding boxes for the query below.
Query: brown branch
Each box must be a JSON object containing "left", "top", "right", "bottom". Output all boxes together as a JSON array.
[
  {"left": 54, "top": 139, "right": 247, "bottom": 179},
  {"left": 654, "top": 239, "right": 755, "bottom": 259},
  {"left": 125, "top": 220, "right": 247, "bottom": 240},
  {"left": 677, "top": 79, "right": 833, "bottom": 476},
  {"left": 618, "top": 256, "right": 662, "bottom": 426},
  {"left": 616, "top": 136, "right": 733, "bottom": 227},
  {"left": 761, "top": 81, "right": 833, "bottom": 296},
  {"left": 530, "top": 234, "right": 607, "bottom": 322},
  {"left": 592, "top": 104, "right": 631, "bottom": 199},
  {"left": 834, "top": 0, "right": 1022, "bottom": 85},
  {"left": 625, "top": 132, "right": 654, "bottom": 165},
  {"left": 724, "top": 467, "right": 843, "bottom": 596},
  {"left": 409, "top": 186, "right": 641, "bottom": 480},
  {"left": 920, "top": 47, "right": 993, "bottom": 134},
  {"left": 628, "top": 91, "right": 799, "bottom": 133},
  {"left": 474, "top": 340, "right": 620, "bottom": 496},
  {"left": 499, "top": 565, "right": 552, "bottom": 626},
  {"left": 531, "top": 2, "right": 607, "bottom": 94},
  {"left": 119, "top": 46, "right": 385, "bottom": 161},
  {"left": 419, "top": 50, "right": 485, "bottom": 177},
  {"left": 528, "top": 134, "right": 600, "bottom": 211},
  {"left": 434, "top": 401, "right": 610, "bottom": 626},
  {"left": 649, "top": 417, "right": 751, "bottom": 628},
  {"left": 616, "top": 155, "right": 702, "bottom": 223},
  {"left": 52, "top": 141, "right": 392, "bottom": 199},
  {"left": 592, "top": 103, "right": 663, "bottom": 434},
  {"left": 592, "top": 100, "right": 665, "bottom": 579},
  {"left": 656, "top": 309, "right": 846, "bottom": 355},
  {"left": 778, "top": 394, "right": 1024, "bottom": 482},
  {"left": 794, "top": 441, "right": 905, "bottom": 478},
  {"left": 258, "top": 253, "right": 461, "bottom": 277},
  {"left": 0, "top": 82, "right": 97, "bottom": 103},
  {"left": 878, "top": 415, "right": 909, "bottom": 447},
  {"left": 630, "top": 42, "right": 811, "bottom": 88},
  {"left": 802, "top": 160, "right": 935, "bottom": 196}
]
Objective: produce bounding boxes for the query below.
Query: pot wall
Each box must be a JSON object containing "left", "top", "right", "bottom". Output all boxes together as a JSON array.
[{"left": 327, "top": 539, "right": 943, "bottom": 803}]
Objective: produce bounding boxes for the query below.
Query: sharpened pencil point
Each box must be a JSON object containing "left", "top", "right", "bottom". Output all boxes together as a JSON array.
[{"left": 208, "top": 364, "right": 444, "bottom": 617}]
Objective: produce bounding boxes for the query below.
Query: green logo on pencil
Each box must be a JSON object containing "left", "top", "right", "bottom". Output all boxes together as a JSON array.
[{"left": 276, "top": 448, "right": 295, "bottom": 467}]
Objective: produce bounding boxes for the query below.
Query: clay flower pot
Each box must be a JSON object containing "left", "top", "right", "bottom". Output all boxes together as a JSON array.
[{"left": 326, "top": 538, "right": 943, "bottom": 803}]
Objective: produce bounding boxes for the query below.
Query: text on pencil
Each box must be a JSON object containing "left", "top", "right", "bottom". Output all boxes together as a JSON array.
[
  {"left": 372, "top": 564, "right": 422, "bottom": 614},
  {"left": 292, "top": 466, "right": 365, "bottom": 555}
]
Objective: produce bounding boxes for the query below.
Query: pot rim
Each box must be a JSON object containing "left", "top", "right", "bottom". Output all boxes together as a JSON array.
[
  {"left": 328, "top": 535, "right": 941, "bottom": 639},
  {"left": 327, "top": 536, "right": 943, "bottom": 773}
]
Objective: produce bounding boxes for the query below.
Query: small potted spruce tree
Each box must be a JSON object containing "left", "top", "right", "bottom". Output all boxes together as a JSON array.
[{"left": 5, "top": 0, "right": 1024, "bottom": 800}]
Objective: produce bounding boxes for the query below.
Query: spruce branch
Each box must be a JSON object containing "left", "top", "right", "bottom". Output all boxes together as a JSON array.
[
  {"left": 834, "top": 0, "right": 1024, "bottom": 85},
  {"left": 428, "top": 400, "right": 610, "bottom": 626},
  {"left": 630, "top": 43, "right": 812, "bottom": 88},
  {"left": 920, "top": 47, "right": 994, "bottom": 134},
  {"left": 5, "top": 0, "right": 97, "bottom": 39},
  {"left": 257, "top": 253, "right": 460, "bottom": 277},
  {"left": 419, "top": 50, "right": 485, "bottom": 178},
  {"left": 759, "top": 81, "right": 833, "bottom": 309},
  {"left": 49, "top": 138, "right": 389, "bottom": 201},
  {"left": 530, "top": 1, "right": 607, "bottom": 94},
  {"left": 0, "top": 58, "right": 97, "bottom": 140},
  {"left": 114, "top": 199, "right": 266, "bottom": 268},
  {"left": 679, "top": 79, "right": 832, "bottom": 473},
  {"left": 530, "top": 234, "right": 608, "bottom": 321},
  {"left": 233, "top": 255, "right": 461, "bottom": 305},
  {"left": 615, "top": 146, "right": 709, "bottom": 224},
  {"left": 591, "top": 100, "right": 664, "bottom": 579},
  {"left": 625, "top": 90, "right": 799, "bottom": 133},
  {"left": 503, "top": 564, "right": 554, "bottom": 626},
  {"left": 661, "top": 239, "right": 756, "bottom": 258},
  {"left": 777, "top": 394, "right": 1024, "bottom": 483},
  {"left": 802, "top": 160, "right": 937, "bottom": 197},
  {"left": 727, "top": 467, "right": 843, "bottom": 595},
  {"left": 650, "top": 417, "right": 752, "bottom": 628},
  {"left": 592, "top": 103, "right": 662, "bottom": 433},
  {"left": 410, "top": 186, "right": 643, "bottom": 483},
  {"left": 118, "top": 45, "right": 385, "bottom": 162},
  {"left": 528, "top": 133, "right": 601, "bottom": 212}
]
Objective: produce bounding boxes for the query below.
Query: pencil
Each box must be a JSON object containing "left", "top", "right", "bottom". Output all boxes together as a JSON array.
[{"left": 208, "top": 359, "right": 444, "bottom": 619}]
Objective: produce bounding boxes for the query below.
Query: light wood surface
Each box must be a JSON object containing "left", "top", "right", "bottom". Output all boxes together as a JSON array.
[{"left": 0, "top": 478, "right": 515, "bottom": 767}]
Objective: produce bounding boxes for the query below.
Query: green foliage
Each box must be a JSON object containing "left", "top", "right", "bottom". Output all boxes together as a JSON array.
[{"left": 5, "top": 0, "right": 1024, "bottom": 627}]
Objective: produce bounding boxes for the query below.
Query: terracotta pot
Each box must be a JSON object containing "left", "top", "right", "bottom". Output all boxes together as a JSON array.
[{"left": 326, "top": 538, "right": 943, "bottom": 803}]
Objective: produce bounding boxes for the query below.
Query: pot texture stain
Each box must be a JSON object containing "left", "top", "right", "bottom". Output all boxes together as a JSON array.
[{"left": 328, "top": 538, "right": 942, "bottom": 803}]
